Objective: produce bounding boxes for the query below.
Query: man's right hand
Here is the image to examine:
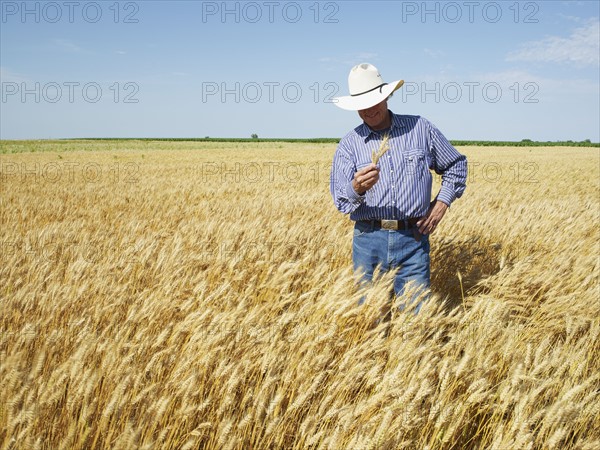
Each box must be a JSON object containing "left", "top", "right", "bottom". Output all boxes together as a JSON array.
[{"left": 352, "top": 164, "right": 380, "bottom": 195}]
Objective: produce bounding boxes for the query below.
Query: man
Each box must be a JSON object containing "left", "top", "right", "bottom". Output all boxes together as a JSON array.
[{"left": 330, "top": 63, "right": 467, "bottom": 312}]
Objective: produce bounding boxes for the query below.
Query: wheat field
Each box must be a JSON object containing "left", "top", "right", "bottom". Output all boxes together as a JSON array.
[{"left": 1, "top": 140, "right": 599, "bottom": 449}]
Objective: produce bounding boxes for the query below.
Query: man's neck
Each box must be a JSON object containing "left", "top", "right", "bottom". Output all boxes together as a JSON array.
[{"left": 368, "top": 110, "right": 392, "bottom": 132}]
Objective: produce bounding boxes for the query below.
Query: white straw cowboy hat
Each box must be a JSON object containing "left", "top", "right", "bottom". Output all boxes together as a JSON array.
[{"left": 333, "top": 63, "right": 404, "bottom": 111}]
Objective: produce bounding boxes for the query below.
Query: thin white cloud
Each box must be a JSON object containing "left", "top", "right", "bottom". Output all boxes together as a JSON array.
[
  {"left": 412, "top": 69, "right": 598, "bottom": 99},
  {"left": 0, "top": 67, "right": 29, "bottom": 83},
  {"left": 473, "top": 70, "right": 598, "bottom": 97},
  {"left": 506, "top": 19, "right": 600, "bottom": 67},
  {"left": 424, "top": 48, "right": 444, "bottom": 58},
  {"left": 556, "top": 13, "right": 586, "bottom": 23},
  {"left": 318, "top": 53, "right": 379, "bottom": 71},
  {"left": 53, "top": 38, "right": 83, "bottom": 53},
  {"left": 560, "top": 1, "right": 587, "bottom": 6},
  {"left": 116, "top": 50, "right": 127, "bottom": 55},
  {"left": 355, "top": 52, "right": 378, "bottom": 61}
]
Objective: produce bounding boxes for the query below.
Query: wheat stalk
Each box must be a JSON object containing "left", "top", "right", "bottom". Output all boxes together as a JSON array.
[
  {"left": 1, "top": 141, "right": 599, "bottom": 450},
  {"left": 371, "top": 132, "right": 390, "bottom": 165}
]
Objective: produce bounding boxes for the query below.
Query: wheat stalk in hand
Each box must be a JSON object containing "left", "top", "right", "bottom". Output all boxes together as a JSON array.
[{"left": 372, "top": 133, "right": 390, "bottom": 165}]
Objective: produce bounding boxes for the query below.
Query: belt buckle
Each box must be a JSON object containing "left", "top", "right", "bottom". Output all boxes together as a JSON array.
[{"left": 381, "top": 220, "right": 398, "bottom": 230}]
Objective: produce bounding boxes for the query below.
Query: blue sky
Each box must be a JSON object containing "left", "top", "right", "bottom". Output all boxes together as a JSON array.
[{"left": 1, "top": 0, "right": 599, "bottom": 140}]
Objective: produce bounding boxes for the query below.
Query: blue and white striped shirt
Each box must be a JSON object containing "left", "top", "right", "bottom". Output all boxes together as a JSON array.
[{"left": 330, "top": 112, "right": 467, "bottom": 221}]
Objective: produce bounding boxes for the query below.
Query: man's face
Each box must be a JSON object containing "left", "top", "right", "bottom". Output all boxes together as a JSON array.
[{"left": 358, "top": 99, "right": 390, "bottom": 130}]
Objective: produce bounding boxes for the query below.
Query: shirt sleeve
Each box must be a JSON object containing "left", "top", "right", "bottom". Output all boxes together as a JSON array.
[
  {"left": 330, "top": 138, "right": 365, "bottom": 214},
  {"left": 427, "top": 120, "right": 468, "bottom": 206}
]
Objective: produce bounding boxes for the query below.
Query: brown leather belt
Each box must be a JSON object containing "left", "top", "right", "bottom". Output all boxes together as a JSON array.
[{"left": 359, "top": 218, "right": 421, "bottom": 231}]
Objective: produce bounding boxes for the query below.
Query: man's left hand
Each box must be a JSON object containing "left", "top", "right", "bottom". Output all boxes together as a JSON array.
[{"left": 416, "top": 200, "right": 448, "bottom": 235}]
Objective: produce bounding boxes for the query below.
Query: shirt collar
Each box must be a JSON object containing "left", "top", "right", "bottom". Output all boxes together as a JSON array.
[
  {"left": 361, "top": 110, "right": 407, "bottom": 143},
  {"left": 390, "top": 112, "right": 407, "bottom": 129}
]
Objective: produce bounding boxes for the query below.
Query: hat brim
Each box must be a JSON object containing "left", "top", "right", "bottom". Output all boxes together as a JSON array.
[{"left": 332, "top": 80, "right": 404, "bottom": 111}]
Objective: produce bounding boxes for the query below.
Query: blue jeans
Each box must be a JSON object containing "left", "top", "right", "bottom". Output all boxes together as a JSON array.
[{"left": 352, "top": 220, "right": 431, "bottom": 313}]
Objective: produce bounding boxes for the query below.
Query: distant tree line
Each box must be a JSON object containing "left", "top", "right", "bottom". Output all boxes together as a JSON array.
[{"left": 53, "top": 138, "right": 599, "bottom": 147}]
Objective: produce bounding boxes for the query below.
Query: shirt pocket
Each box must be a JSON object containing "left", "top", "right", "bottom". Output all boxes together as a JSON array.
[{"left": 403, "top": 148, "right": 428, "bottom": 179}]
